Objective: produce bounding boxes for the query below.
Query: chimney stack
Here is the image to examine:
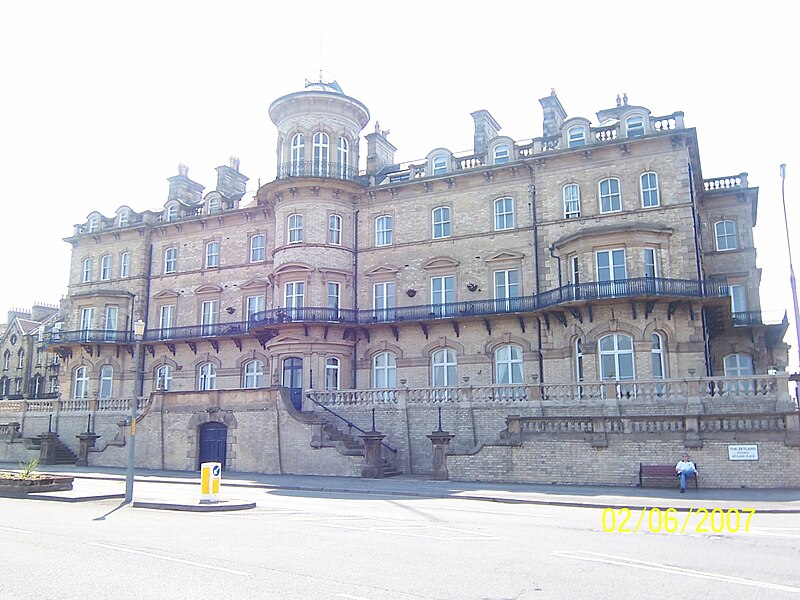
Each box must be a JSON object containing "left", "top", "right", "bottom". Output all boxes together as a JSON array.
[
  {"left": 539, "top": 89, "right": 567, "bottom": 138},
  {"left": 365, "top": 122, "right": 397, "bottom": 176},
  {"left": 167, "top": 164, "right": 204, "bottom": 204},
  {"left": 470, "top": 110, "right": 501, "bottom": 156},
  {"left": 216, "top": 157, "right": 249, "bottom": 197}
]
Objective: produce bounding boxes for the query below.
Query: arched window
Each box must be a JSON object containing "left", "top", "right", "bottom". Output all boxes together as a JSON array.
[
  {"left": 2, "top": 350, "right": 9, "bottom": 371},
  {"left": 495, "top": 345, "right": 524, "bottom": 384},
  {"left": 373, "top": 352, "right": 397, "bottom": 388},
  {"left": 337, "top": 137, "right": 349, "bottom": 179},
  {"left": 494, "top": 197, "right": 514, "bottom": 230},
  {"left": 432, "top": 206, "right": 451, "bottom": 239},
  {"left": 117, "top": 211, "right": 129, "bottom": 227},
  {"left": 325, "top": 357, "right": 340, "bottom": 390},
  {"left": 568, "top": 126, "right": 586, "bottom": 148},
  {"left": 82, "top": 258, "right": 93, "bottom": 283},
  {"left": 100, "top": 255, "right": 111, "bottom": 281},
  {"left": 715, "top": 221, "right": 737, "bottom": 251},
  {"left": 575, "top": 338, "right": 584, "bottom": 383},
  {"left": 288, "top": 214, "right": 303, "bottom": 243},
  {"left": 376, "top": 215, "right": 393, "bottom": 246},
  {"left": 165, "top": 205, "right": 178, "bottom": 222},
  {"left": 164, "top": 247, "right": 177, "bottom": 274},
  {"left": 599, "top": 178, "right": 621, "bottom": 213},
  {"left": 99, "top": 365, "right": 113, "bottom": 398},
  {"left": 641, "top": 172, "right": 659, "bottom": 208},
  {"left": 328, "top": 214, "right": 342, "bottom": 245},
  {"left": 250, "top": 234, "right": 265, "bottom": 262},
  {"left": 431, "top": 348, "right": 457, "bottom": 387},
  {"left": 208, "top": 197, "right": 220, "bottom": 214},
  {"left": 563, "top": 184, "right": 580, "bottom": 219},
  {"left": 723, "top": 353, "right": 754, "bottom": 394},
  {"left": 243, "top": 360, "right": 264, "bottom": 389},
  {"left": 73, "top": 366, "right": 89, "bottom": 399},
  {"left": 313, "top": 132, "right": 329, "bottom": 176},
  {"left": 154, "top": 364, "right": 172, "bottom": 391},
  {"left": 651, "top": 333, "right": 665, "bottom": 379},
  {"left": 598, "top": 334, "right": 635, "bottom": 381},
  {"left": 88, "top": 216, "right": 99, "bottom": 232},
  {"left": 120, "top": 252, "right": 131, "bottom": 278},
  {"left": 198, "top": 363, "right": 217, "bottom": 391},
  {"left": 17, "top": 349, "right": 24, "bottom": 369},
  {"left": 626, "top": 115, "right": 645, "bottom": 137},
  {"left": 205, "top": 241, "right": 219, "bottom": 268},
  {"left": 432, "top": 154, "right": 447, "bottom": 176},
  {"left": 290, "top": 133, "right": 305, "bottom": 175},
  {"left": 724, "top": 354, "right": 754, "bottom": 377},
  {"left": 493, "top": 144, "right": 510, "bottom": 164}
]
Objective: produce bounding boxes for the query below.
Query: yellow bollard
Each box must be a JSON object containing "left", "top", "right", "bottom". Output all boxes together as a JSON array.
[{"left": 200, "top": 462, "right": 221, "bottom": 503}]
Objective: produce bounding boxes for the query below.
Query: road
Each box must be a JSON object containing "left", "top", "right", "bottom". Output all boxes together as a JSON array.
[{"left": 2, "top": 486, "right": 799, "bottom": 599}]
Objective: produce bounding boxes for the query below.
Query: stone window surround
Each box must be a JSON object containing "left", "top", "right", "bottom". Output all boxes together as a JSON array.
[
  {"left": 374, "top": 213, "right": 394, "bottom": 247},
  {"left": 493, "top": 196, "right": 515, "bottom": 231},
  {"left": 431, "top": 205, "right": 452, "bottom": 239}
]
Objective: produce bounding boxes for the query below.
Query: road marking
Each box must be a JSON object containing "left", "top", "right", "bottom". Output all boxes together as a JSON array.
[
  {"left": 90, "top": 543, "right": 248, "bottom": 576},
  {"left": 411, "top": 504, "right": 555, "bottom": 518},
  {"left": 749, "top": 529, "right": 800, "bottom": 539},
  {"left": 553, "top": 550, "right": 800, "bottom": 593},
  {"left": 0, "top": 525, "right": 33, "bottom": 534}
]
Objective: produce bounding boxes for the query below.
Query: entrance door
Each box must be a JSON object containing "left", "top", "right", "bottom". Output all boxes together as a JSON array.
[
  {"left": 198, "top": 422, "right": 227, "bottom": 470},
  {"left": 283, "top": 357, "right": 303, "bottom": 410}
]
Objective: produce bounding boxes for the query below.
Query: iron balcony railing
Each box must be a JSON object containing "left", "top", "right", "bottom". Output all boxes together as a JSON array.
[
  {"left": 732, "top": 310, "right": 788, "bottom": 327},
  {"left": 277, "top": 161, "right": 360, "bottom": 182},
  {"left": 45, "top": 329, "right": 133, "bottom": 344},
  {"left": 48, "top": 278, "right": 731, "bottom": 344},
  {"left": 142, "top": 321, "right": 250, "bottom": 342}
]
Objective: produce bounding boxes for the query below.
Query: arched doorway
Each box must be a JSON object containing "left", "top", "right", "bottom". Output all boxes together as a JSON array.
[
  {"left": 282, "top": 357, "right": 303, "bottom": 410},
  {"left": 198, "top": 421, "right": 227, "bottom": 470}
]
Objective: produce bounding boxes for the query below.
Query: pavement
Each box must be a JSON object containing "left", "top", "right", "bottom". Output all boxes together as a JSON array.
[{"left": 2, "top": 462, "right": 800, "bottom": 513}]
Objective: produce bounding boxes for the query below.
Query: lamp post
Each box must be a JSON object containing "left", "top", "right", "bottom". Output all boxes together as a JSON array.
[
  {"left": 125, "top": 319, "right": 145, "bottom": 504},
  {"left": 780, "top": 165, "right": 800, "bottom": 402}
]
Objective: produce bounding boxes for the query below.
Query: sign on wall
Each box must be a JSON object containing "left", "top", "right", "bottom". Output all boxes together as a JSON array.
[{"left": 728, "top": 444, "right": 759, "bottom": 461}]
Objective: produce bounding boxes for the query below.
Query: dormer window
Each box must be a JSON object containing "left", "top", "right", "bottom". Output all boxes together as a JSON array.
[
  {"left": 165, "top": 205, "right": 178, "bottom": 222},
  {"left": 88, "top": 216, "right": 99, "bottom": 232},
  {"left": 432, "top": 155, "right": 447, "bottom": 176},
  {"left": 208, "top": 197, "right": 220, "bottom": 214},
  {"left": 626, "top": 116, "right": 645, "bottom": 138},
  {"left": 493, "top": 144, "right": 510, "bottom": 165},
  {"left": 568, "top": 126, "right": 586, "bottom": 148},
  {"left": 117, "top": 211, "right": 129, "bottom": 227}
]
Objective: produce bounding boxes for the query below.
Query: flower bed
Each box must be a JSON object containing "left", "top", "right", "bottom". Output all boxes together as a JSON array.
[{"left": 0, "top": 472, "right": 74, "bottom": 495}]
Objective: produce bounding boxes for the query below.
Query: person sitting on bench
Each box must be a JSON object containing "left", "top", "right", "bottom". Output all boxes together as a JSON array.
[{"left": 675, "top": 454, "right": 698, "bottom": 493}]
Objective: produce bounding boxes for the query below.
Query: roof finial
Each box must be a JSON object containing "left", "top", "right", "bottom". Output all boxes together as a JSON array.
[
  {"left": 178, "top": 163, "right": 189, "bottom": 177},
  {"left": 616, "top": 94, "right": 621, "bottom": 107},
  {"left": 623, "top": 92, "right": 628, "bottom": 106}
]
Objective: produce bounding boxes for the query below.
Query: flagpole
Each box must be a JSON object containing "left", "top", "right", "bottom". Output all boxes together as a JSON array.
[{"left": 779, "top": 164, "right": 800, "bottom": 403}]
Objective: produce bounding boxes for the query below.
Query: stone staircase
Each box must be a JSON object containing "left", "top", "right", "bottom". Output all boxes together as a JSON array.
[
  {"left": 316, "top": 414, "right": 401, "bottom": 477},
  {"left": 24, "top": 437, "right": 80, "bottom": 465}
]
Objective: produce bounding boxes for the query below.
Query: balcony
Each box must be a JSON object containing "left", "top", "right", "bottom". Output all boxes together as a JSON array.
[
  {"left": 45, "top": 329, "right": 133, "bottom": 345},
  {"left": 249, "top": 277, "right": 729, "bottom": 328},
  {"left": 143, "top": 321, "right": 250, "bottom": 342},
  {"left": 732, "top": 310, "right": 788, "bottom": 327},
  {"left": 277, "top": 161, "right": 360, "bottom": 183},
  {"left": 47, "top": 278, "right": 731, "bottom": 346}
]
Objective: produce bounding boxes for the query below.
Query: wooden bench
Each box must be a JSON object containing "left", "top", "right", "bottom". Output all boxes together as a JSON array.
[{"left": 639, "top": 463, "right": 698, "bottom": 488}]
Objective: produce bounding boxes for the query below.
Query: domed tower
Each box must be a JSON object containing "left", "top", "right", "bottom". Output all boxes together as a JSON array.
[{"left": 255, "top": 80, "right": 371, "bottom": 400}]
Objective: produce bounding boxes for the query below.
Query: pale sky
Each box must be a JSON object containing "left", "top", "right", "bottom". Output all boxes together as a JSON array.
[{"left": 1, "top": 1, "right": 797, "bottom": 368}]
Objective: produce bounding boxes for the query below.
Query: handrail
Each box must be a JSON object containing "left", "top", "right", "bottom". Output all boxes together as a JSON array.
[
  {"left": 306, "top": 393, "right": 398, "bottom": 455},
  {"left": 48, "top": 277, "right": 731, "bottom": 345},
  {"left": 277, "top": 161, "right": 360, "bottom": 182}
]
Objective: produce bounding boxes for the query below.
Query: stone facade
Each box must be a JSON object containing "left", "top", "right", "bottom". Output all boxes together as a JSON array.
[
  {"left": 0, "top": 305, "right": 60, "bottom": 402},
  {"left": 3, "top": 80, "right": 793, "bottom": 487}
]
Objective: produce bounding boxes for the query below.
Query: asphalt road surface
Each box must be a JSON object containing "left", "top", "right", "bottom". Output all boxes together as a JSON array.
[{"left": 2, "top": 486, "right": 799, "bottom": 599}]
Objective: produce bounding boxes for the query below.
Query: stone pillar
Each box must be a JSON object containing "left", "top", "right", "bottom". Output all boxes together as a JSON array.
[
  {"left": 360, "top": 431, "right": 385, "bottom": 478},
  {"left": 684, "top": 376, "right": 704, "bottom": 448},
  {"left": 427, "top": 430, "right": 455, "bottom": 480},
  {"left": 76, "top": 433, "right": 100, "bottom": 467},
  {"left": 38, "top": 432, "right": 59, "bottom": 465},
  {"left": 784, "top": 412, "right": 800, "bottom": 447}
]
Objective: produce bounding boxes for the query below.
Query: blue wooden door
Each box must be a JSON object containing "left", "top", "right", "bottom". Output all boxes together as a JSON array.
[
  {"left": 283, "top": 357, "right": 303, "bottom": 410},
  {"left": 198, "top": 422, "right": 227, "bottom": 470}
]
